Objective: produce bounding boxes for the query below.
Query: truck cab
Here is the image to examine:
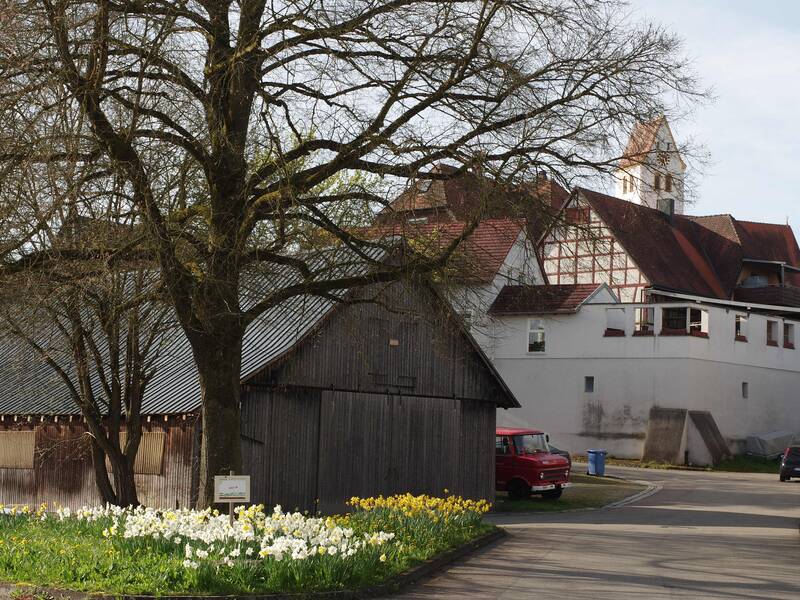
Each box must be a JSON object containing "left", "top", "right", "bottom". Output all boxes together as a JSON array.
[{"left": 496, "top": 427, "right": 571, "bottom": 500}]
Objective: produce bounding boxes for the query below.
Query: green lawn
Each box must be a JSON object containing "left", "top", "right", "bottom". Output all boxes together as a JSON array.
[
  {"left": 574, "top": 454, "right": 782, "bottom": 474},
  {"left": 493, "top": 473, "right": 646, "bottom": 513},
  {"left": 714, "top": 455, "right": 781, "bottom": 474}
]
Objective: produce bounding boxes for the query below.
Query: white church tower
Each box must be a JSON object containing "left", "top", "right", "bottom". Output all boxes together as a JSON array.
[{"left": 615, "top": 116, "right": 686, "bottom": 215}]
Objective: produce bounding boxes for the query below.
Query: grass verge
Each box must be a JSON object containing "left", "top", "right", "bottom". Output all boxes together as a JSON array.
[
  {"left": 574, "top": 454, "right": 782, "bottom": 474},
  {"left": 493, "top": 473, "right": 646, "bottom": 513}
]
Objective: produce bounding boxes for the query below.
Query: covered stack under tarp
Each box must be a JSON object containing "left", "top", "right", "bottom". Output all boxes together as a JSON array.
[{"left": 746, "top": 431, "right": 800, "bottom": 459}]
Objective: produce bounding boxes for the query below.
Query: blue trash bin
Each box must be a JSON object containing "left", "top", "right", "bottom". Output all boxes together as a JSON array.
[{"left": 587, "top": 449, "right": 607, "bottom": 476}]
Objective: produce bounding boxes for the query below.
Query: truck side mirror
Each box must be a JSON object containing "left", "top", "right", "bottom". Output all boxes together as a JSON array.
[{"left": 545, "top": 434, "right": 550, "bottom": 443}]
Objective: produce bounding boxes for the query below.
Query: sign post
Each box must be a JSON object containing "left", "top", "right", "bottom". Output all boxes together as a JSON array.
[{"left": 214, "top": 471, "right": 250, "bottom": 526}]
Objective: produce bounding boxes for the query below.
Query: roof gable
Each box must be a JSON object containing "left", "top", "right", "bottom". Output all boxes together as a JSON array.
[
  {"left": 364, "top": 218, "right": 527, "bottom": 283},
  {"left": 574, "top": 189, "right": 727, "bottom": 298},
  {"left": 619, "top": 117, "right": 686, "bottom": 170},
  {"left": 378, "top": 164, "right": 569, "bottom": 242}
]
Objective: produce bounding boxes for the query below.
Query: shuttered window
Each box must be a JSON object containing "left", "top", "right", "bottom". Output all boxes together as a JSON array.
[
  {"left": 106, "top": 431, "right": 166, "bottom": 475},
  {"left": 0, "top": 430, "right": 36, "bottom": 469}
]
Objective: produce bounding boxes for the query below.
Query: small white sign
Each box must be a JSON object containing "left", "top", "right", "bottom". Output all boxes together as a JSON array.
[{"left": 214, "top": 475, "right": 250, "bottom": 503}]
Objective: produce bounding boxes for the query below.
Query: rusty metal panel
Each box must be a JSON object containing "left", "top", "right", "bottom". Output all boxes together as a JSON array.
[
  {"left": 0, "top": 430, "right": 35, "bottom": 469},
  {"left": 106, "top": 431, "right": 166, "bottom": 475},
  {"left": 0, "top": 420, "right": 195, "bottom": 510}
]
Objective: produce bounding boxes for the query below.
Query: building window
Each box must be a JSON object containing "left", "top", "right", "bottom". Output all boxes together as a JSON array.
[
  {"left": 742, "top": 274, "right": 769, "bottom": 288},
  {"left": 742, "top": 382, "right": 749, "bottom": 399},
  {"left": 654, "top": 173, "right": 661, "bottom": 190},
  {"left": 665, "top": 174, "right": 673, "bottom": 192},
  {"left": 496, "top": 436, "right": 511, "bottom": 455},
  {"left": 735, "top": 314, "right": 748, "bottom": 342},
  {"left": 528, "top": 319, "right": 546, "bottom": 353},
  {"left": 661, "top": 307, "right": 687, "bottom": 334},
  {"left": 584, "top": 376, "right": 595, "bottom": 393},
  {"left": 407, "top": 216, "right": 428, "bottom": 224},
  {"left": 634, "top": 307, "right": 655, "bottom": 335},
  {"left": 767, "top": 320, "right": 779, "bottom": 346},
  {"left": 604, "top": 308, "right": 626, "bottom": 337},
  {"left": 622, "top": 177, "right": 628, "bottom": 194},
  {"left": 689, "top": 308, "right": 709, "bottom": 338},
  {"left": 0, "top": 430, "right": 36, "bottom": 469},
  {"left": 784, "top": 323, "right": 795, "bottom": 349}
]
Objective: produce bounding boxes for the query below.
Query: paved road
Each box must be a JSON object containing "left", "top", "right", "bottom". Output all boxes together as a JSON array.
[{"left": 395, "top": 467, "right": 800, "bottom": 599}]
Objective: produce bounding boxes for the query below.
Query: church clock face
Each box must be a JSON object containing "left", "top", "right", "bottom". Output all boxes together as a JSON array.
[{"left": 657, "top": 151, "right": 670, "bottom": 166}]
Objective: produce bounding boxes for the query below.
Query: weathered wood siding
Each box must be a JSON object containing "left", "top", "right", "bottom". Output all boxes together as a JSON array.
[
  {"left": 249, "top": 280, "right": 511, "bottom": 406},
  {"left": 0, "top": 417, "right": 197, "bottom": 509},
  {"left": 241, "top": 388, "right": 496, "bottom": 514}
]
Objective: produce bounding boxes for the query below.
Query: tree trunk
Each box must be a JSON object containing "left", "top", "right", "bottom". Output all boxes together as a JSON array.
[
  {"left": 90, "top": 440, "right": 118, "bottom": 505},
  {"left": 110, "top": 452, "right": 140, "bottom": 507},
  {"left": 194, "top": 331, "right": 244, "bottom": 508},
  {"left": 91, "top": 439, "right": 141, "bottom": 507}
]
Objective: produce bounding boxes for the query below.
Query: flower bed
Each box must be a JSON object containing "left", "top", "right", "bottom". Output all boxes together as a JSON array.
[{"left": 0, "top": 494, "right": 492, "bottom": 596}]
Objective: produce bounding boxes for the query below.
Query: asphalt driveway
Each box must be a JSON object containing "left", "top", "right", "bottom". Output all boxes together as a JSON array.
[{"left": 395, "top": 466, "right": 800, "bottom": 599}]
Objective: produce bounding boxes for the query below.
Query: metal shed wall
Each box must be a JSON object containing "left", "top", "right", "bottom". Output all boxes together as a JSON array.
[{"left": 0, "top": 418, "right": 197, "bottom": 509}]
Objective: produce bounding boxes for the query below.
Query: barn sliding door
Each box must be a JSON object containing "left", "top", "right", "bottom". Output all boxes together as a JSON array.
[{"left": 316, "top": 390, "right": 464, "bottom": 514}]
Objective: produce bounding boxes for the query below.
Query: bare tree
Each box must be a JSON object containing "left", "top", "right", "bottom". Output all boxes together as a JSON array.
[
  {"left": 0, "top": 0, "right": 703, "bottom": 506},
  {"left": 0, "top": 208, "right": 169, "bottom": 507}
]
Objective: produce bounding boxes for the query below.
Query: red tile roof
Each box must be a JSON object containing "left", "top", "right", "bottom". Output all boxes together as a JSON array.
[
  {"left": 577, "top": 189, "right": 728, "bottom": 298},
  {"left": 569, "top": 190, "right": 800, "bottom": 300},
  {"left": 489, "top": 284, "right": 603, "bottom": 315},
  {"left": 364, "top": 218, "right": 525, "bottom": 283},
  {"left": 619, "top": 117, "right": 665, "bottom": 169},
  {"left": 377, "top": 164, "right": 569, "bottom": 241}
]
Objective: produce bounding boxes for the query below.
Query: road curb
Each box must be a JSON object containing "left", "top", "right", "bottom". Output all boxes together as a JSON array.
[
  {"left": 1, "top": 529, "right": 507, "bottom": 600},
  {"left": 602, "top": 480, "right": 662, "bottom": 509}
]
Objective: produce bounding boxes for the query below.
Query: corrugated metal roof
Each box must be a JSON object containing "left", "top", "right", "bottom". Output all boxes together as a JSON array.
[{"left": 0, "top": 248, "right": 382, "bottom": 416}]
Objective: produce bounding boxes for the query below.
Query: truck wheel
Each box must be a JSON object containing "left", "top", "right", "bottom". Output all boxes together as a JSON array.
[
  {"left": 780, "top": 475, "right": 789, "bottom": 482},
  {"left": 542, "top": 487, "right": 563, "bottom": 500},
  {"left": 508, "top": 480, "right": 530, "bottom": 500}
]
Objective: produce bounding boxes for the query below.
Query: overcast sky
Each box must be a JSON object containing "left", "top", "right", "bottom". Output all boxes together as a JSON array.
[{"left": 628, "top": 0, "right": 800, "bottom": 227}]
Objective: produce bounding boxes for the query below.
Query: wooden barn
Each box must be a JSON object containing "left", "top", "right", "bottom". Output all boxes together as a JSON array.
[{"left": 0, "top": 277, "right": 517, "bottom": 511}]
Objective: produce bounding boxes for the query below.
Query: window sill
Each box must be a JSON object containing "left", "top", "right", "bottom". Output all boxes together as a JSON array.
[
  {"left": 767, "top": 341, "right": 779, "bottom": 347},
  {"left": 784, "top": 342, "right": 795, "bottom": 350},
  {"left": 632, "top": 330, "right": 655, "bottom": 337},
  {"left": 603, "top": 328, "right": 625, "bottom": 337},
  {"left": 735, "top": 335, "right": 748, "bottom": 343},
  {"left": 660, "top": 328, "right": 689, "bottom": 336},
  {"left": 689, "top": 330, "right": 709, "bottom": 339}
]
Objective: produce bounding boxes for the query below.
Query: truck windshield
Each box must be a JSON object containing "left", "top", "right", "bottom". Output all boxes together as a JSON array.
[{"left": 512, "top": 434, "right": 549, "bottom": 455}]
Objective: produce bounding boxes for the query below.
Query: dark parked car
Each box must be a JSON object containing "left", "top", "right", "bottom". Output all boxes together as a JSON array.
[{"left": 779, "top": 446, "right": 800, "bottom": 481}]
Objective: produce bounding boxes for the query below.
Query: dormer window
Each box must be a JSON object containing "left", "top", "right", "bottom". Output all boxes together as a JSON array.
[
  {"left": 654, "top": 174, "right": 661, "bottom": 190},
  {"left": 665, "top": 174, "right": 673, "bottom": 192}
]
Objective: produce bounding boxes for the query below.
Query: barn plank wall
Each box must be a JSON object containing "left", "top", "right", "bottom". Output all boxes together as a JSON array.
[
  {"left": 248, "top": 280, "right": 511, "bottom": 406},
  {"left": 241, "top": 388, "right": 497, "bottom": 514},
  {"left": 0, "top": 418, "right": 197, "bottom": 509}
]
